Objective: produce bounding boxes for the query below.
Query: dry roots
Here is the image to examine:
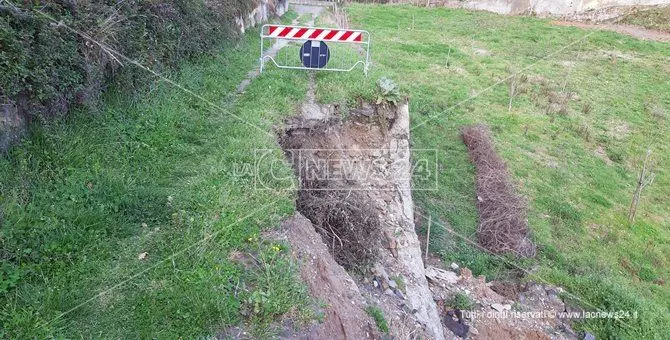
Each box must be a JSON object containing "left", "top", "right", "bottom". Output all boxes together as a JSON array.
[
  {"left": 297, "top": 189, "right": 382, "bottom": 271},
  {"left": 461, "top": 124, "right": 536, "bottom": 258}
]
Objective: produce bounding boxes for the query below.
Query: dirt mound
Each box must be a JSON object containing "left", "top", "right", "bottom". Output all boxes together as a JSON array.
[
  {"left": 271, "top": 213, "right": 379, "bottom": 339},
  {"left": 461, "top": 124, "right": 536, "bottom": 258}
]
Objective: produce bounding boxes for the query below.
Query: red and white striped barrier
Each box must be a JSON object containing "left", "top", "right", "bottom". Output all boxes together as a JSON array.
[
  {"left": 265, "top": 25, "right": 365, "bottom": 43},
  {"left": 260, "top": 24, "right": 370, "bottom": 75}
]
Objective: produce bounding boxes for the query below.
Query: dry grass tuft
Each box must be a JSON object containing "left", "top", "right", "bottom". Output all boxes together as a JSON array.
[{"left": 461, "top": 124, "right": 536, "bottom": 258}]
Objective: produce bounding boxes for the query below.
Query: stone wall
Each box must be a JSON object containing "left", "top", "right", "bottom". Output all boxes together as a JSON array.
[
  {"left": 386, "top": 0, "right": 669, "bottom": 16},
  {"left": 236, "top": 0, "right": 289, "bottom": 33}
]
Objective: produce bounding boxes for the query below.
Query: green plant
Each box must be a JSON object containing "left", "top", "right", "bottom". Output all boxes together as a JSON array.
[
  {"left": 447, "top": 292, "right": 475, "bottom": 310},
  {"left": 506, "top": 67, "right": 529, "bottom": 112},
  {"left": 365, "top": 305, "right": 389, "bottom": 333},
  {"left": 0, "top": 0, "right": 257, "bottom": 151},
  {"left": 0, "top": 264, "right": 20, "bottom": 295},
  {"left": 375, "top": 77, "right": 401, "bottom": 106},
  {"left": 390, "top": 275, "right": 406, "bottom": 292}
]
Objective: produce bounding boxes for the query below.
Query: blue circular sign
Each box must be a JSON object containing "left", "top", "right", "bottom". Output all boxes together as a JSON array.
[{"left": 300, "top": 40, "right": 330, "bottom": 69}]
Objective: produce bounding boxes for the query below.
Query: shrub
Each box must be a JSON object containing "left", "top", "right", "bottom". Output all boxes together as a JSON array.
[
  {"left": 447, "top": 292, "right": 475, "bottom": 310},
  {"left": 0, "top": 0, "right": 264, "bottom": 150}
]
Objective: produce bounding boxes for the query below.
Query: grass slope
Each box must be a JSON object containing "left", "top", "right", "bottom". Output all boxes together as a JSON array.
[
  {"left": 313, "top": 4, "right": 669, "bottom": 338},
  {"left": 0, "top": 29, "right": 311, "bottom": 337}
]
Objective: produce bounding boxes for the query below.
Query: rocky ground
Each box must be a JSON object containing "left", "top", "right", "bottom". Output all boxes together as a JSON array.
[
  {"left": 265, "top": 212, "right": 590, "bottom": 339},
  {"left": 424, "top": 259, "right": 583, "bottom": 340}
]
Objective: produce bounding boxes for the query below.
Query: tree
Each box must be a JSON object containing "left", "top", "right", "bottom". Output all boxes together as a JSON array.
[{"left": 628, "top": 149, "right": 655, "bottom": 223}]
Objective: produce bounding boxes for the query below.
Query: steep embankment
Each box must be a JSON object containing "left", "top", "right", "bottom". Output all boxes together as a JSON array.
[{"left": 316, "top": 4, "right": 669, "bottom": 339}]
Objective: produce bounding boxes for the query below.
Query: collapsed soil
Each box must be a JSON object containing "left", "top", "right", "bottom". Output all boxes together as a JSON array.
[
  {"left": 280, "top": 104, "right": 389, "bottom": 270},
  {"left": 270, "top": 213, "right": 379, "bottom": 339},
  {"left": 278, "top": 101, "right": 445, "bottom": 339},
  {"left": 268, "top": 98, "right": 590, "bottom": 339}
]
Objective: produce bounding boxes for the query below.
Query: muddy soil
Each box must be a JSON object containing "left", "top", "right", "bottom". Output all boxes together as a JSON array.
[{"left": 270, "top": 213, "right": 379, "bottom": 339}]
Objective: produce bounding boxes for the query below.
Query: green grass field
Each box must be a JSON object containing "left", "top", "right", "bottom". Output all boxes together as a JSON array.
[
  {"left": 0, "top": 29, "right": 313, "bottom": 337},
  {"left": 314, "top": 4, "right": 669, "bottom": 338},
  {"left": 1, "top": 4, "right": 668, "bottom": 339}
]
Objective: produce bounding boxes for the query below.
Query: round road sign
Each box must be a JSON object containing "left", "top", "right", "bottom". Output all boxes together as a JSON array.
[{"left": 299, "top": 40, "right": 330, "bottom": 69}]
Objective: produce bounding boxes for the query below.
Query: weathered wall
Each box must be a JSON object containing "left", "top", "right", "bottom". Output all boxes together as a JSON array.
[
  {"left": 378, "top": 0, "right": 669, "bottom": 15},
  {"left": 236, "top": 0, "right": 289, "bottom": 33},
  {"left": 530, "top": 0, "right": 669, "bottom": 15}
]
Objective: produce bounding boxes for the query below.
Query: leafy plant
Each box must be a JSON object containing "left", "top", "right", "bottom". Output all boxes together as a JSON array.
[
  {"left": 390, "top": 275, "right": 406, "bottom": 293},
  {"left": 0, "top": 263, "right": 21, "bottom": 295},
  {"left": 448, "top": 292, "right": 475, "bottom": 310},
  {"left": 375, "top": 77, "right": 401, "bottom": 106},
  {"left": 0, "top": 0, "right": 255, "bottom": 151},
  {"left": 365, "top": 305, "right": 389, "bottom": 333},
  {"left": 506, "top": 66, "right": 529, "bottom": 112}
]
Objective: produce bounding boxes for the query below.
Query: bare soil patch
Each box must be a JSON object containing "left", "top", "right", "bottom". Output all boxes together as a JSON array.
[
  {"left": 269, "top": 213, "right": 379, "bottom": 339},
  {"left": 551, "top": 20, "right": 670, "bottom": 43}
]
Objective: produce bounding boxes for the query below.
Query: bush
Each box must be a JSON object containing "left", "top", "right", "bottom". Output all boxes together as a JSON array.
[
  {"left": 0, "top": 0, "right": 262, "bottom": 150},
  {"left": 447, "top": 292, "right": 475, "bottom": 310}
]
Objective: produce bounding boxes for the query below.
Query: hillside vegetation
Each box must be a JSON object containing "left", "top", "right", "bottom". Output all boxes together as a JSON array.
[
  {"left": 0, "top": 0, "right": 255, "bottom": 151},
  {"left": 620, "top": 5, "right": 670, "bottom": 32},
  {"left": 1, "top": 2, "right": 668, "bottom": 339},
  {"left": 315, "top": 4, "right": 669, "bottom": 338},
  {"left": 0, "top": 29, "right": 312, "bottom": 337}
]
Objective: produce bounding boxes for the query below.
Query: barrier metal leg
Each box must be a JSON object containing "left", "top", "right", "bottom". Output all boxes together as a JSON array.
[{"left": 259, "top": 36, "right": 264, "bottom": 73}]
